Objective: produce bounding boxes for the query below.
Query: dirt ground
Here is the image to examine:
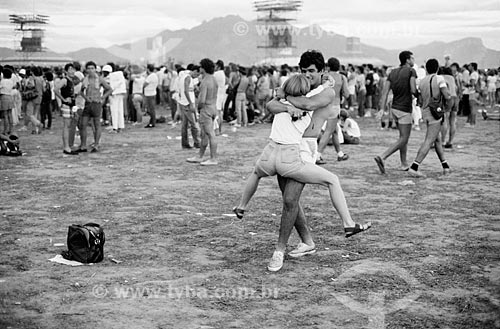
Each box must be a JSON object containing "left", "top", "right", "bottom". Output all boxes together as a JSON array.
[{"left": 1, "top": 108, "right": 499, "bottom": 329}]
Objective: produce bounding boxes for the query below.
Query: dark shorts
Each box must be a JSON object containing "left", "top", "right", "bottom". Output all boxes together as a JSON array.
[{"left": 82, "top": 102, "right": 102, "bottom": 118}]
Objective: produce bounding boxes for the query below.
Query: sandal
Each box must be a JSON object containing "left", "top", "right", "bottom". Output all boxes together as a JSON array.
[
  {"left": 232, "top": 207, "right": 245, "bottom": 219},
  {"left": 344, "top": 222, "right": 372, "bottom": 238}
]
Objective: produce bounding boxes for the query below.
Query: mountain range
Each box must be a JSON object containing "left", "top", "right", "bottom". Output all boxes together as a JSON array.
[{"left": 1, "top": 15, "right": 499, "bottom": 68}]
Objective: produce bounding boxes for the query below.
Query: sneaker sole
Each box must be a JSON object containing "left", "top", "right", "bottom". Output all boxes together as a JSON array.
[
  {"left": 288, "top": 249, "right": 316, "bottom": 258},
  {"left": 267, "top": 265, "right": 283, "bottom": 272}
]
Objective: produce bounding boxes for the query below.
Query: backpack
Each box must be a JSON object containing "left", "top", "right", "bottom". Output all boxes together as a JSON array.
[
  {"left": 22, "top": 77, "right": 38, "bottom": 101},
  {"left": 62, "top": 223, "right": 105, "bottom": 263}
]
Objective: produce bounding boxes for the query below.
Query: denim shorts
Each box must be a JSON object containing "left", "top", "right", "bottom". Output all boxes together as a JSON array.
[{"left": 254, "top": 141, "right": 305, "bottom": 177}]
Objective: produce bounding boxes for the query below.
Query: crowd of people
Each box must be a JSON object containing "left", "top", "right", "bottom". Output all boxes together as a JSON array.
[{"left": 1, "top": 51, "right": 499, "bottom": 270}]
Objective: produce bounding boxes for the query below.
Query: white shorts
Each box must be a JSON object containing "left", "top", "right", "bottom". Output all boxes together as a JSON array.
[{"left": 299, "top": 137, "right": 318, "bottom": 164}]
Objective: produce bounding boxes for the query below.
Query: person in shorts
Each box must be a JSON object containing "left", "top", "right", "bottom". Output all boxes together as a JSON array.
[
  {"left": 234, "top": 72, "right": 371, "bottom": 271},
  {"left": 408, "top": 58, "right": 451, "bottom": 178},
  {"left": 375, "top": 51, "right": 418, "bottom": 173},
  {"left": 186, "top": 59, "right": 219, "bottom": 166},
  {"left": 80, "top": 61, "right": 112, "bottom": 153}
]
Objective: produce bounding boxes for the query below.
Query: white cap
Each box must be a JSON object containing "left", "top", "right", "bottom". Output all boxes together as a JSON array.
[
  {"left": 102, "top": 65, "right": 113, "bottom": 73},
  {"left": 74, "top": 71, "right": 85, "bottom": 81},
  {"left": 19, "top": 69, "right": 26, "bottom": 75}
]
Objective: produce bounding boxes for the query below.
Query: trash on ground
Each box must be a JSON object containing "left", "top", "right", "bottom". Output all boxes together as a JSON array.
[{"left": 49, "top": 254, "right": 89, "bottom": 266}]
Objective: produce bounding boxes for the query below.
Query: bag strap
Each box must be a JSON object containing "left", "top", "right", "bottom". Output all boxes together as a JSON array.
[{"left": 429, "top": 75, "right": 434, "bottom": 98}]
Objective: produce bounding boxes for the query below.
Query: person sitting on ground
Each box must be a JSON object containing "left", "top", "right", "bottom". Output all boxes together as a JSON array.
[
  {"left": 339, "top": 109, "right": 361, "bottom": 144},
  {"left": 233, "top": 74, "right": 370, "bottom": 239}
]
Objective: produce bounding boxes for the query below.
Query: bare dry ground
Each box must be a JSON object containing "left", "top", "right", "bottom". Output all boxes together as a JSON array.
[{"left": 1, "top": 111, "right": 499, "bottom": 329}]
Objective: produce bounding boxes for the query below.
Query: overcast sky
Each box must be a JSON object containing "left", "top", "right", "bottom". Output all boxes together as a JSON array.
[{"left": 1, "top": 0, "right": 500, "bottom": 53}]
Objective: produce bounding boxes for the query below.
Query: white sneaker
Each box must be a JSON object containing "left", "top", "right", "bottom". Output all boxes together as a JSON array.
[
  {"left": 186, "top": 157, "right": 203, "bottom": 163},
  {"left": 288, "top": 242, "right": 316, "bottom": 258},
  {"left": 267, "top": 251, "right": 284, "bottom": 272},
  {"left": 408, "top": 168, "right": 426, "bottom": 178},
  {"left": 200, "top": 159, "right": 218, "bottom": 166}
]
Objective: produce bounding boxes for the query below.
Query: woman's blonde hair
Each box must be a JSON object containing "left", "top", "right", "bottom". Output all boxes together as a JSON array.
[{"left": 282, "top": 74, "right": 310, "bottom": 97}]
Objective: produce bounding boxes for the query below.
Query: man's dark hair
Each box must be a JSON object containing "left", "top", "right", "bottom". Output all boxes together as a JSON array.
[
  {"left": 64, "top": 63, "right": 74, "bottom": 72},
  {"left": 72, "top": 61, "right": 81, "bottom": 71},
  {"left": 186, "top": 63, "right": 195, "bottom": 71},
  {"left": 200, "top": 58, "right": 215, "bottom": 75},
  {"left": 399, "top": 51, "right": 413, "bottom": 66},
  {"left": 450, "top": 62, "right": 460, "bottom": 70},
  {"left": 85, "top": 61, "right": 97, "bottom": 69},
  {"left": 299, "top": 50, "right": 325, "bottom": 71},
  {"left": 2, "top": 67, "right": 12, "bottom": 79},
  {"left": 215, "top": 60, "right": 224, "bottom": 70},
  {"left": 147, "top": 64, "right": 155, "bottom": 72},
  {"left": 470, "top": 62, "right": 478, "bottom": 71},
  {"left": 425, "top": 58, "right": 439, "bottom": 74},
  {"left": 44, "top": 71, "right": 54, "bottom": 81},
  {"left": 327, "top": 57, "right": 340, "bottom": 72},
  {"left": 32, "top": 66, "right": 42, "bottom": 76}
]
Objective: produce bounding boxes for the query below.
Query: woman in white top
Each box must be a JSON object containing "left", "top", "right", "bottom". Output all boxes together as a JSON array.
[
  {"left": 234, "top": 74, "right": 371, "bottom": 238},
  {"left": 486, "top": 70, "right": 497, "bottom": 107}
]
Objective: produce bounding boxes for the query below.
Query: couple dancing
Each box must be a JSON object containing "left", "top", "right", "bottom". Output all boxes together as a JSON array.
[{"left": 233, "top": 50, "right": 371, "bottom": 272}]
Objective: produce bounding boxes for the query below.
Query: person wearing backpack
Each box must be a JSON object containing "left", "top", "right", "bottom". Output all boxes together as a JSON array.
[
  {"left": 23, "top": 67, "right": 43, "bottom": 134},
  {"left": 408, "top": 58, "right": 451, "bottom": 178},
  {"left": 40, "top": 71, "right": 53, "bottom": 130}
]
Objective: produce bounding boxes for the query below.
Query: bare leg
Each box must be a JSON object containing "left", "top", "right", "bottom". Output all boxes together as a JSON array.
[
  {"left": 440, "top": 112, "right": 450, "bottom": 144},
  {"left": 448, "top": 111, "right": 457, "bottom": 145},
  {"left": 317, "top": 117, "right": 339, "bottom": 156},
  {"left": 80, "top": 116, "right": 89, "bottom": 149},
  {"left": 93, "top": 116, "right": 102, "bottom": 147},
  {"left": 287, "top": 164, "right": 356, "bottom": 228},
  {"left": 380, "top": 123, "right": 411, "bottom": 167},
  {"left": 414, "top": 122, "right": 443, "bottom": 164},
  {"left": 276, "top": 176, "right": 307, "bottom": 252},
  {"left": 237, "top": 171, "right": 265, "bottom": 210}
]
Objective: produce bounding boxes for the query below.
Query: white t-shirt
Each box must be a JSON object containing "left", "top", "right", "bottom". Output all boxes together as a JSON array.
[
  {"left": 269, "top": 85, "right": 324, "bottom": 145},
  {"left": 144, "top": 72, "right": 158, "bottom": 97},
  {"left": 131, "top": 74, "right": 145, "bottom": 94},
  {"left": 342, "top": 118, "right": 361, "bottom": 138},
  {"left": 419, "top": 74, "right": 447, "bottom": 109},
  {"left": 214, "top": 69, "right": 226, "bottom": 110},
  {"left": 0, "top": 78, "right": 14, "bottom": 95},
  {"left": 178, "top": 70, "right": 195, "bottom": 106},
  {"left": 109, "top": 71, "right": 126, "bottom": 95}
]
